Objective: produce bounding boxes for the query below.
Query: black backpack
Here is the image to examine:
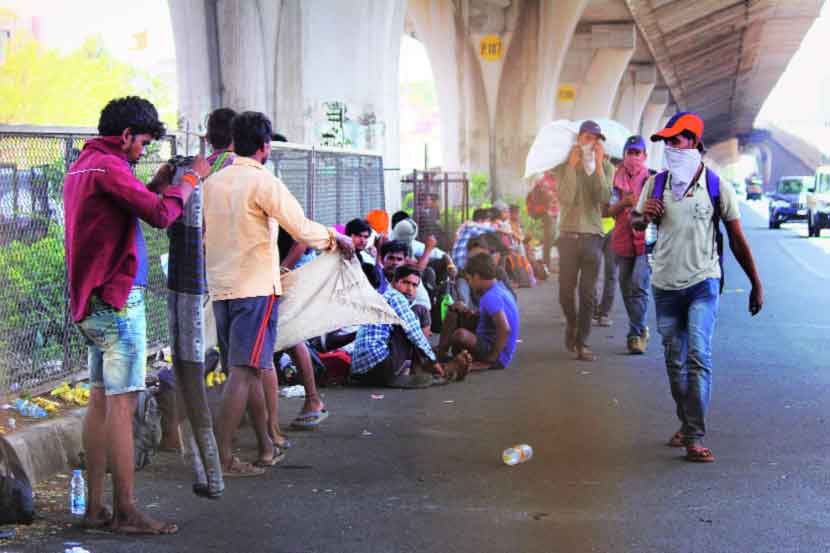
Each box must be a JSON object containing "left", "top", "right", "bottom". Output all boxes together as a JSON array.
[{"left": 0, "top": 442, "right": 34, "bottom": 525}]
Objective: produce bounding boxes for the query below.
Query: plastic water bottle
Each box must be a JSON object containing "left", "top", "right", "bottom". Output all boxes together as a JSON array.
[
  {"left": 15, "top": 399, "right": 47, "bottom": 418},
  {"left": 502, "top": 444, "right": 533, "bottom": 466},
  {"left": 70, "top": 469, "right": 86, "bottom": 516},
  {"left": 645, "top": 223, "right": 658, "bottom": 250}
]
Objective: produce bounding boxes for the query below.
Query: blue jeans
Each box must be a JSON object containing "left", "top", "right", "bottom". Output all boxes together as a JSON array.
[
  {"left": 596, "top": 234, "right": 618, "bottom": 318},
  {"left": 617, "top": 254, "right": 651, "bottom": 338},
  {"left": 77, "top": 286, "right": 147, "bottom": 396},
  {"left": 653, "top": 278, "right": 719, "bottom": 443}
]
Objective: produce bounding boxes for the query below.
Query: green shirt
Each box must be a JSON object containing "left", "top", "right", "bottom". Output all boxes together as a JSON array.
[{"left": 553, "top": 159, "right": 613, "bottom": 235}]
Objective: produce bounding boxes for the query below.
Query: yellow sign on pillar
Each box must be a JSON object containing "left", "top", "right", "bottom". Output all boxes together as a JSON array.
[
  {"left": 479, "top": 35, "right": 503, "bottom": 61},
  {"left": 558, "top": 85, "right": 576, "bottom": 102}
]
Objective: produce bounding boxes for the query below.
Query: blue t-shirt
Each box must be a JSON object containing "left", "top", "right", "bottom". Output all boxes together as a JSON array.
[
  {"left": 476, "top": 282, "right": 520, "bottom": 368},
  {"left": 134, "top": 221, "right": 148, "bottom": 287}
]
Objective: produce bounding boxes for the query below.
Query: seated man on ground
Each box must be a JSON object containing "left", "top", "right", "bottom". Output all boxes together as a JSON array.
[
  {"left": 442, "top": 253, "right": 520, "bottom": 371},
  {"left": 454, "top": 236, "right": 515, "bottom": 309},
  {"left": 379, "top": 239, "right": 432, "bottom": 309},
  {"left": 452, "top": 208, "right": 495, "bottom": 271},
  {"left": 351, "top": 265, "right": 470, "bottom": 387}
]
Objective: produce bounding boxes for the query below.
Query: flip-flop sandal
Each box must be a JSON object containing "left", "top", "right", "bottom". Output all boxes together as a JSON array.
[
  {"left": 253, "top": 445, "right": 286, "bottom": 468},
  {"left": 685, "top": 447, "right": 715, "bottom": 463},
  {"left": 290, "top": 409, "right": 330, "bottom": 430},
  {"left": 576, "top": 347, "right": 597, "bottom": 362},
  {"left": 666, "top": 431, "right": 685, "bottom": 448},
  {"left": 223, "top": 456, "right": 265, "bottom": 477}
]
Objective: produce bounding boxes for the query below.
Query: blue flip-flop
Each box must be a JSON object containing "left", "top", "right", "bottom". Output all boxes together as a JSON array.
[{"left": 290, "top": 409, "right": 330, "bottom": 430}]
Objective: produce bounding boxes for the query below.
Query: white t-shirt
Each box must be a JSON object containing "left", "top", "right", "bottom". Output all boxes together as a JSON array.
[{"left": 636, "top": 166, "right": 740, "bottom": 290}]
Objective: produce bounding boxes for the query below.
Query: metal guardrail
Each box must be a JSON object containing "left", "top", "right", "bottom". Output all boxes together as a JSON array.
[{"left": 0, "top": 126, "right": 385, "bottom": 396}]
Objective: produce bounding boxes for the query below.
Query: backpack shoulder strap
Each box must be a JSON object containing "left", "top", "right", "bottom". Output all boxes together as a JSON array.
[
  {"left": 705, "top": 168, "right": 721, "bottom": 221},
  {"left": 652, "top": 171, "right": 669, "bottom": 200}
]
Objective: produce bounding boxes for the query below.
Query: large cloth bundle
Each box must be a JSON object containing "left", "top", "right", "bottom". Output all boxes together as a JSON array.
[
  {"left": 166, "top": 167, "right": 224, "bottom": 499},
  {"left": 276, "top": 252, "right": 401, "bottom": 350},
  {"left": 524, "top": 119, "right": 633, "bottom": 179}
]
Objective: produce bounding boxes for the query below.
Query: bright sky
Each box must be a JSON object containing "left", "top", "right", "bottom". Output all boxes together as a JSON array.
[
  {"left": 756, "top": 0, "right": 830, "bottom": 152},
  {"left": 1, "top": 0, "right": 175, "bottom": 68}
]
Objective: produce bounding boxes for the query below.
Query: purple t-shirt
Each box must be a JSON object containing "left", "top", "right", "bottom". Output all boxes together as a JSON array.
[{"left": 476, "top": 281, "right": 520, "bottom": 368}]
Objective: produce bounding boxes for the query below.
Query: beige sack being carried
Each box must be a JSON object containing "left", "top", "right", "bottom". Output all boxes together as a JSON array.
[{"left": 275, "top": 252, "right": 402, "bottom": 350}]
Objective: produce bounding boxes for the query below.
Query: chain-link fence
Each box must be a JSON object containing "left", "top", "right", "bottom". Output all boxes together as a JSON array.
[
  {"left": 0, "top": 127, "right": 385, "bottom": 397},
  {"left": 400, "top": 170, "right": 469, "bottom": 251}
]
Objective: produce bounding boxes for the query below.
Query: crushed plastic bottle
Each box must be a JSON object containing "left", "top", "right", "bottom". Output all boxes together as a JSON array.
[
  {"left": 15, "top": 399, "right": 47, "bottom": 418},
  {"left": 502, "top": 444, "right": 533, "bottom": 466}
]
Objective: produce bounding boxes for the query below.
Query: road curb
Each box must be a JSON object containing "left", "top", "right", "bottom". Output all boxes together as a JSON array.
[{"left": 0, "top": 408, "right": 85, "bottom": 484}]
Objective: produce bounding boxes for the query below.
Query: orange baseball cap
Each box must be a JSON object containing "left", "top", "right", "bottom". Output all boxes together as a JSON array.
[{"left": 650, "top": 112, "right": 704, "bottom": 147}]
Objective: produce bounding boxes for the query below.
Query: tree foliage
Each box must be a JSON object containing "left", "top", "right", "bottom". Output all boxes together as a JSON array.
[{"left": 0, "top": 32, "right": 174, "bottom": 127}]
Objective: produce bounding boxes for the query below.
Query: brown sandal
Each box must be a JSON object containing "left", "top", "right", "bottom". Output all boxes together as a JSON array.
[
  {"left": 666, "top": 431, "right": 685, "bottom": 448},
  {"left": 223, "top": 456, "right": 265, "bottom": 477},
  {"left": 685, "top": 447, "right": 715, "bottom": 463}
]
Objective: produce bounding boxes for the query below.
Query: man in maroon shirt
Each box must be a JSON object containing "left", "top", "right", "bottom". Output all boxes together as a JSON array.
[{"left": 63, "top": 96, "right": 209, "bottom": 535}]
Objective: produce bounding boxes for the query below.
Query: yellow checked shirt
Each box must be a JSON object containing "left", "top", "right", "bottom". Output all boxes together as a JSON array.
[{"left": 203, "top": 156, "right": 336, "bottom": 300}]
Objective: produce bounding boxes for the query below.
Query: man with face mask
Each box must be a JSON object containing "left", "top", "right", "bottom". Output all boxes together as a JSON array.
[
  {"left": 551, "top": 120, "right": 613, "bottom": 361},
  {"left": 606, "top": 136, "right": 651, "bottom": 354},
  {"left": 631, "top": 112, "right": 763, "bottom": 464}
]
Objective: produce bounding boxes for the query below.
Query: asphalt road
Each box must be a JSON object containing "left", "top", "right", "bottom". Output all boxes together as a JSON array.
[{"left": 10, "top": 200, "right": 830, "bottom": 553}]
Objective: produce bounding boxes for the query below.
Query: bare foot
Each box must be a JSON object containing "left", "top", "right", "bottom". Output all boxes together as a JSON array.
[
  {"left": 111, "top": 509, "right": 178, "bottom": 535},
  {"left": 444, "top": 350, "right": 473, "bottom": 381},
  {"left": 575, "top": 345, "right": 597, "bottom": 362}
]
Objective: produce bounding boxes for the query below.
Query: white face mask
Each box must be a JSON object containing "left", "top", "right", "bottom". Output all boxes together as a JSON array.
[
  {"left": 663, "top": 146, "right": 702, "bottom": 199},
  {"left": 581, "top": 143, "right": 596, "bottom": 175}
]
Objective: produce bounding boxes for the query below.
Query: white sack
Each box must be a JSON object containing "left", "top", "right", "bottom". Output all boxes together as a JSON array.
[
  {"left": 524, "top": 120, "right": 580, "bottom": 179},
  {"left": 275, "top": 252, "right": 402, "bottom": 350},
  {"left": 524, "top": 118, "right": 634, "bottom": 179}
]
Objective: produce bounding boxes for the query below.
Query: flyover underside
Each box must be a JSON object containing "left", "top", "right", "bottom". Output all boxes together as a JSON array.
[{"left": 625, "top": 0, "right": 822, "bottom": 145}]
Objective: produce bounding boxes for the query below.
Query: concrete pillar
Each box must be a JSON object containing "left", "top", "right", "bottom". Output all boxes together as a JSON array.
[
  {"left": 168, "top": 0, "right": 216, "bottom": 136},
  {"left": 216, "top": 0, "right": 270, "bottom": 114},
  {"left": 408, "top": 0, "right": 490, "bottom": 175},
  {"left": 536, "top": 0, "right": 590, "bottom": 126},
  {"left": 492, "top": 0, "right": 588, "bottom": 197},
  {"left": 613, "top": 65, "right": 656, "bottom": 134},
  {"left": 570, "top": 25, "right": 636, "bottom": 121}
]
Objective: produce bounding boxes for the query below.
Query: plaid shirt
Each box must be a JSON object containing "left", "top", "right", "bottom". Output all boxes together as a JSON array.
[
  {"left": 351, "top": 288, "right": 435, "bottom": 375},
  {"left": 451, "top": 223, "right": 493, "bottom": 270}
]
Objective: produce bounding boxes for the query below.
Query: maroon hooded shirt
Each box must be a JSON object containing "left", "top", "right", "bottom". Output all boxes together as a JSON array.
[{"left": 63, "top": 136, "right": 185, "bottom": 322}]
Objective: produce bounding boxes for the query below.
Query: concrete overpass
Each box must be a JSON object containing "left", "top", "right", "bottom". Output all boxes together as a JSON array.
[{"left": 168, "top": 0, "right": 823, "bottom": 206}]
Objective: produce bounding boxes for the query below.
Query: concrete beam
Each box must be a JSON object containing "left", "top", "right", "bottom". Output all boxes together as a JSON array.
[
  {"left": 570, "top": 43, "right": 635, "bottom": 121},
  {"left": 641, "top": 92, "right": 669, "bottom": 170},
  {"left": 613, "top": 64, "right": 656, "bottom": 133}
]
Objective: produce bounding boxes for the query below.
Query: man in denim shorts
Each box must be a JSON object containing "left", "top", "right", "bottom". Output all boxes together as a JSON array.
[{"left": 64, "top": 97, "right": 210, "bottom": 534}]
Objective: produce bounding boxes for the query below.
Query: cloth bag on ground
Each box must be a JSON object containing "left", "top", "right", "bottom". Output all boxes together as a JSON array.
[{"left": 275, "top": 252, "right": 402, "bottom": 350}]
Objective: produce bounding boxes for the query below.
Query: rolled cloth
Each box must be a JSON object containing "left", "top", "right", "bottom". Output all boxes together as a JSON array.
[
  {"left": 275, "top": 252, "right": 402, "bottom": 350},
  {"left": 166, "top": 166, "right": 224, "bottom": 499}
]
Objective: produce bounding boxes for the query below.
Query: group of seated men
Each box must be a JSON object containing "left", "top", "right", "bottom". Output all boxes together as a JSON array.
[{"left": 284, "top": 205, "right": 524, "bottom": 390}]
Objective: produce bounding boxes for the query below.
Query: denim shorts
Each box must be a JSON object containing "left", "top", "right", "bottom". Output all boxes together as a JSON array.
[{"left": 77, "top": 287, "right": 147, "bottom": 396}]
